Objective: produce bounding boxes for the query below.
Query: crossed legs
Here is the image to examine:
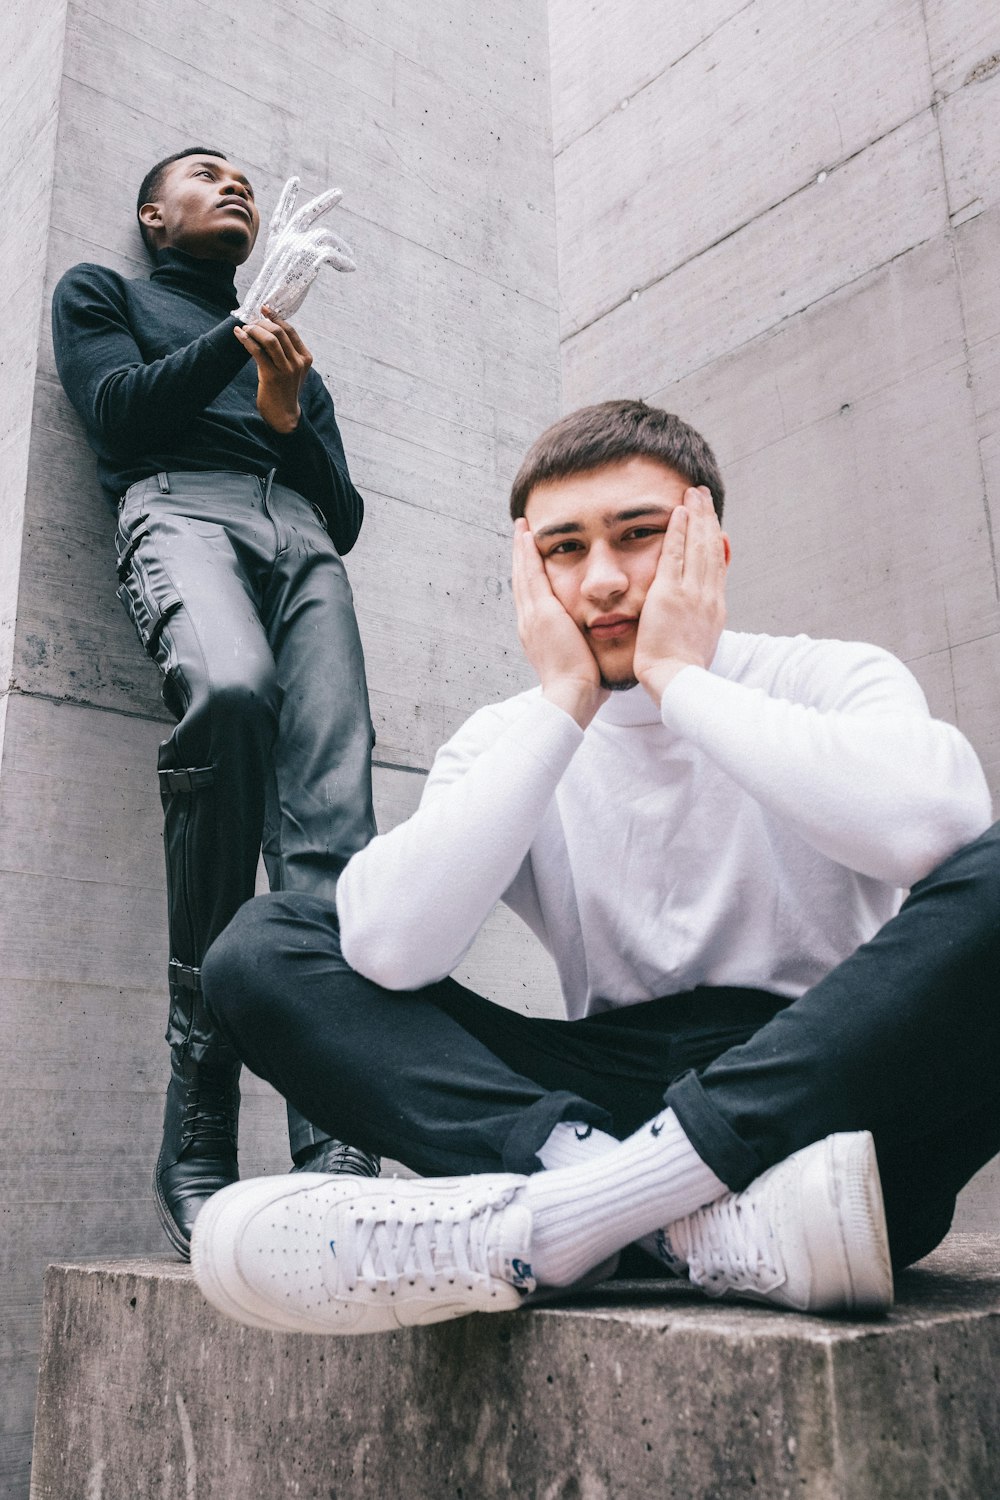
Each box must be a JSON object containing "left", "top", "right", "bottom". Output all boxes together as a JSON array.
[{"left": 195, "top": 823, "right": 1000, "bottom": 1324}]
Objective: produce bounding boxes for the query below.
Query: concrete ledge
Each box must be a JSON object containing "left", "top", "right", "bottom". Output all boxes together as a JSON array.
[{"left": 30, "top": 1234, "right": 1000, "bottom": 1499}]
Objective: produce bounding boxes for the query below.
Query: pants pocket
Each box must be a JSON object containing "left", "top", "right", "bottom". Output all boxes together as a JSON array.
[{"left": 116, "top": 529, "right": 183, "bottom": 659}]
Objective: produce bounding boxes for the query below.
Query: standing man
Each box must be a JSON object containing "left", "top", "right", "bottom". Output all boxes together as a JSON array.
[
  {"left": 191, "top": 401, "right": 998, "bottom": 1333},
  {"left": 52, "top": 147, "right": 380, "bottom": 1258}
]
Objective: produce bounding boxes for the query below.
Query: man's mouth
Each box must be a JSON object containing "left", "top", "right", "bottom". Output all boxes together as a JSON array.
[
  {"left": 217, "top": 200, "right": 252, "bottom": 223},
  {"left": 586, "top": 615, "right": 636, "bottom": 641}
]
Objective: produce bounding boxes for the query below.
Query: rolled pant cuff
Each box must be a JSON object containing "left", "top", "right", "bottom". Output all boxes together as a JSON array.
[
  {"left": 665, "top": 1069, "right": 764, "bottom": 1192},
  {"left": 502, "top": 1092, "right": 614, "bottom": 1176}
]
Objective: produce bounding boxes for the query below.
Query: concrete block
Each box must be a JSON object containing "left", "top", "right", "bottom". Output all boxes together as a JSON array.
[
  {"left": 29, "top": 1235, "right": 1000, "bottom": 1500},
  {"left": 561, "top": 109, "right": 948, "bottom": 406},
  {"left": 555, "top": 0, "right": 932, "bottom": 338},
  {"left": 923, "top": 0, "right": 1000, "bottom": 96},
  {"left": 955, "top": 204, "right": 1000, "bottom": 543},
  {"left": 938, "top": 66, "right": 1000, "bottom": 223},
  {"left": 548, "top": 0, "right": 748, "bottom": 151}
]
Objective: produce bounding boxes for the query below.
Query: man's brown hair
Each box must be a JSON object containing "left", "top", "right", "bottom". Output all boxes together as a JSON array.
[{"left": 509, "top": 399, "right": 725, "bottom": 521}]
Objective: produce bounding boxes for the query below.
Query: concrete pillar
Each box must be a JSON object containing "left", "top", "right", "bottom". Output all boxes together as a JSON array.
[
  {"left": 549, "top": 0, "right": 1000, "bottom": 1229},
  {"left": 0, "top": 3, "right": 559, "bottom": 1492}
]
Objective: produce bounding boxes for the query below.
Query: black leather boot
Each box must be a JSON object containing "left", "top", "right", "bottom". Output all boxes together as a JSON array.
[{"left": 154, "top": 961, "right": 240, "bottom": 1259}]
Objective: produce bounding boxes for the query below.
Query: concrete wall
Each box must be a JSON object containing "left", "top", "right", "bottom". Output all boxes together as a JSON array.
[
  {"left": 549, "top": 0, "right": 1000, "bottom": 1230},
  {"left": 7, "top": 2, "right": 1000, "bottom": 1491},
  {"left": 0, "top": 4, "right": 560, "bottom": 1494}
]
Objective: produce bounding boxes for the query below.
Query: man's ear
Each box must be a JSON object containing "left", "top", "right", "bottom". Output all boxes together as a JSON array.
[
  {"left": 138, "top": 202, "right": 163, "bottom": 236},
  {"left": 722, "top": 533, "right": 732, "bottom": 567}
]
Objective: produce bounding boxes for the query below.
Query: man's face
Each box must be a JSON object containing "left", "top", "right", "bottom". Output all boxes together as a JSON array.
[
  {"left": 139, "top": 155, "right": 260, "bottom": 263},
  {"left": 524, "top": 458, "right": 702, "bottom": 690}
]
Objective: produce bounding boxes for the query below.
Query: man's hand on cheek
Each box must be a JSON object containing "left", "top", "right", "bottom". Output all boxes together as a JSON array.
[
  {"left": 512, "top": 520, "right": 609, "bottom": 729},
  {"left": 633, "top": 487, "right": 729, "bottom": 708}
]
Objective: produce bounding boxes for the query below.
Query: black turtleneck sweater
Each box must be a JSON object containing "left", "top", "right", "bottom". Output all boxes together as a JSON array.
[{"left": 51, "top": 248, "right": 363, "bottom": 554}]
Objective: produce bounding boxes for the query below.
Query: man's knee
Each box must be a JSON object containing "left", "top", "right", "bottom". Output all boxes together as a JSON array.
[
  {"left": 203, "top": 893, "right": 300, "bottom": 1027},
  {"left": 204, "top": 670, "right": 280, "bottom": 742},
  {"left": 915, "top": 819, "right": 1000, "bottom": 902},
  {"left": 202, "top": 891, "right": 344, "bottom": 1030}
]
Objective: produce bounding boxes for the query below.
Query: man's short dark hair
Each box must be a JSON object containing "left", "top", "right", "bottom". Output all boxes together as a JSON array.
[
  {"left": 136, "top": 146, "right": 228, "bottom": 254},
  {"left": 509, "top": 399, "right": 726, "bottom": 521}
]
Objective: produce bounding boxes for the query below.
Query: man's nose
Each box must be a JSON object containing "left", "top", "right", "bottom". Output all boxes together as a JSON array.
[
  {"left": 221, "top": 179, "right": 250, "bottom": 201},
  {"left": 581, "top": 545, "right": 627, "bottom": 599}
]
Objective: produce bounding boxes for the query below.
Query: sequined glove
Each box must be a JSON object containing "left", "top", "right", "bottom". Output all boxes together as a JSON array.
[{"left": 235, "top": 177, "right": 355, "bottom": 325}]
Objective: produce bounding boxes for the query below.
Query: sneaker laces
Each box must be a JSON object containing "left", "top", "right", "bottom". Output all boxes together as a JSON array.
[
  {"left": 345, "top": 1196, "right": 507, "bottom": 1296},
  {"left": 680, "top": 1191, "right": 785, "bottom": 1296}
]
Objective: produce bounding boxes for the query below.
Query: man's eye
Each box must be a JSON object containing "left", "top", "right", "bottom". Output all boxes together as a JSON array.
[
  {"left": 623, "top": 527, "right": 662, "bottom": 541},
  {"left": 546, "top": 541, "right": 582, "bottom": 557}
]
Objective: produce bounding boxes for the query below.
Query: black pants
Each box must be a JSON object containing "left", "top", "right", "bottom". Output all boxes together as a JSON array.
[
  {"left": 203, "top": 822, "right": 1000, "bottom": 1268},
  {"left": 116, "top": 471, "right": 376, "bottom": 1155}
]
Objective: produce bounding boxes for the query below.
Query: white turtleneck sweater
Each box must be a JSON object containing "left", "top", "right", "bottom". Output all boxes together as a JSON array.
[{"left": 337, "top": 631, "right": 992, "bottom": 1017}]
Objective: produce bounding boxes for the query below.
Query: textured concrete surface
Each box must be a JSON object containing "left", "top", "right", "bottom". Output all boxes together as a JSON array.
[{"left": 29, "top": 1235, "right": 1000, "bottom": 1499}]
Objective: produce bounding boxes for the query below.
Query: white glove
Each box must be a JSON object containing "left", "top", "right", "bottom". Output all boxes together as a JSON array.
[{"left": 235, "top": 176, "right": 356, "bottom": 326}]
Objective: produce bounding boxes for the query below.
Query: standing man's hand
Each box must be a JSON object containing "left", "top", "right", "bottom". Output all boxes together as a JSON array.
[
  {"left": 512, "top": 519, "right": 609, "bottom": 728},
  {"left": 234, "top": 306, "right": 311, "bottom": 434},
  {"left": 633, "top": 486, "right": 730, "bottom": 707}
]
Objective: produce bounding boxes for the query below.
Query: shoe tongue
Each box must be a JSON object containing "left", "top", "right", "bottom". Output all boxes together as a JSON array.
[{"left": 486, "top": 1200, "right": 535, "bottom": 1292}]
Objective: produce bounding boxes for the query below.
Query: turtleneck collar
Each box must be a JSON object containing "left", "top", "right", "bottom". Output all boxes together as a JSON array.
[
  {"left": 595, "top": 685, "right": 663, "bottom": 726},
  {"left": 594, "top": 633, "right": 734, "bottom": 727},
  {"left": 150, "top": 247, "right": 240, "bottom": 313}
]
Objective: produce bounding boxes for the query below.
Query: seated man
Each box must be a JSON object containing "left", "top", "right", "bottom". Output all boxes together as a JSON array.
[
  {"left": 191, "top": 400, "right": 997, "bottom": 1332},
  {"left": 52, "top": 147, "right": 380, "bottom": 1257}
]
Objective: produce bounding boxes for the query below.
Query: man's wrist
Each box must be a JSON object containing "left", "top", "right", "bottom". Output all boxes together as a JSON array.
[
  {"left": 541, "top": 678, "right": 607, "bottom": 729},
  {"left": 262, "top": 405, "right": 301, "bottom": 435},
  {"left": 637, "top": 658, "right": 695, "bottom": 709}
]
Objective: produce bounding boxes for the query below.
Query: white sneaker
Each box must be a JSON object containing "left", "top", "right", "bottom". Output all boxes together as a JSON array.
[
  {"left": 647, "top": 1132, "right": 893, "bottom": 1314},
  {"left": 191, "top": 1172, "right": 535, "bottom": 1335}
]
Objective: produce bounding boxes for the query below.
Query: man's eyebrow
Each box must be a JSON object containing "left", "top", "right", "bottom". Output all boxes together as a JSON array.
[
  {"left": 533, "top": 506, "right": 673, "bottom": 541},
  {"left": 189, "top": 159, "right": 253, "bottom": 189},
  {"left": 533, "top": 520, "right": 584, "bottom": 540},
  {"left": 607, "top": 506, "right": 673, "bottom": 526}
]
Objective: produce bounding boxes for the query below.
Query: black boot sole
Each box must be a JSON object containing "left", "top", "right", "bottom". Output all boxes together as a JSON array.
[{"left": 153, "top": 1148, "right": 196, "bottom": 1261}]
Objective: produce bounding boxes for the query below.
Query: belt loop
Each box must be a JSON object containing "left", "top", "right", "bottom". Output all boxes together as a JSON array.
[{"left": 157, "top": 472, "right": 170, "bottom": 494}]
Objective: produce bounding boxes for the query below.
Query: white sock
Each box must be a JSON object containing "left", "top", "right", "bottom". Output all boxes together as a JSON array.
[
  {"left": 524, "top": 1108, "right": 727, "bottom": 1287},
  {"left": 535, "top": 1120, "right": 618, "bottom": 1171}
]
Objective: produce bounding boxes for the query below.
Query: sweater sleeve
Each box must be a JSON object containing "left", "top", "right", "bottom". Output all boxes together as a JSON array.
[
  {"left": 337, "top": 696, "right": 582, "bottom": 989},
  {"left": 275, "top": 371, "right": 364, "bottom": 554},
  {"left": 51, "top": 264, "right": 250, "bottom": 452},
  {"left": 659, "top": 639, "right": 992, "bottom": 885}
]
